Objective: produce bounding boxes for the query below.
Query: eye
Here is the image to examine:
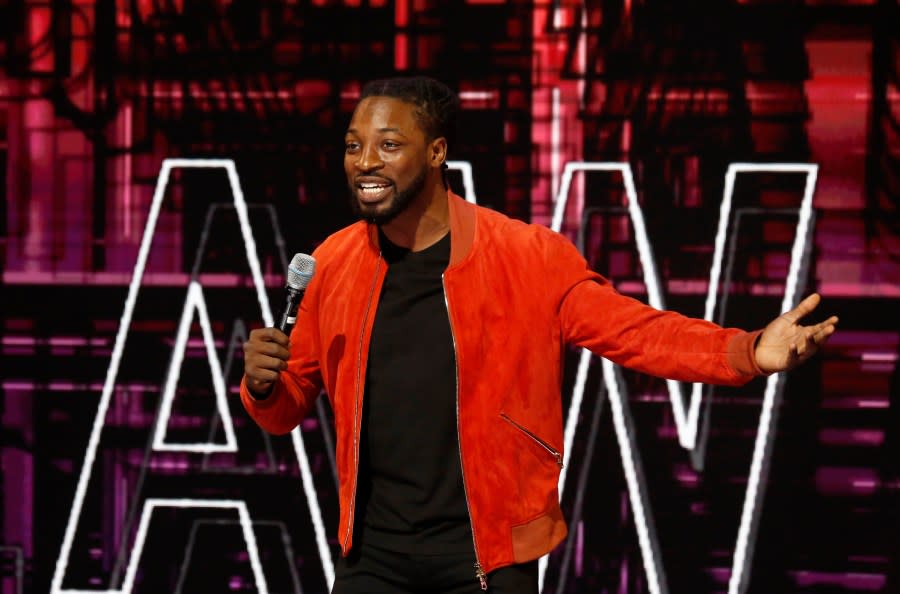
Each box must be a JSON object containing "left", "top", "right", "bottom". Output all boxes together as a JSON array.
[
  {"left": 345, "top": 141, "right": 359, "bottom": 152},
  {"left": 382, "top": 140, "right": 400, "bottom": 149}
]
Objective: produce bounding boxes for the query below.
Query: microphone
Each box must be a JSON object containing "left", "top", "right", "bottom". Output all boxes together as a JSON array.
[{"left": 276, "top": 253, "right": 316, "bottom": 335}]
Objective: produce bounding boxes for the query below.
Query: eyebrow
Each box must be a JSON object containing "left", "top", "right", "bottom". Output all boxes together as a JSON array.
[{"left": 346, "top": 127, "right": 407, "bottom": 136}]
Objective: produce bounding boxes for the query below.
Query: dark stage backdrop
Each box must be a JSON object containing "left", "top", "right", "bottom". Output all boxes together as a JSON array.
[{"left": 1, "top": 1, "right": 897, "bottom": 593}]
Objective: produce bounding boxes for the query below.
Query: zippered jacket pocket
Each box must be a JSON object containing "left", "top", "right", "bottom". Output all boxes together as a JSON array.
[{"left": 500, "top": 413, "right": 564, "bottom": 469}]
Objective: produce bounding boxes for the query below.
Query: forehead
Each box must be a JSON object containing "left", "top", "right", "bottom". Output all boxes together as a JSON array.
[{"left": 347, "top": 96, "right": 423, "bottom": 136}]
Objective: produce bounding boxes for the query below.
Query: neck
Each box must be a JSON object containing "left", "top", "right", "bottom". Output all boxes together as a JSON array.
[{"left": 380, "top": 183, "right": 450, "bottom": 251}]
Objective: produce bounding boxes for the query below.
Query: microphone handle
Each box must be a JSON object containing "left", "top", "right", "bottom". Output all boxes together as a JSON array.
[{"left": 276, "top": 286, "right": 304, "bottom": 334}]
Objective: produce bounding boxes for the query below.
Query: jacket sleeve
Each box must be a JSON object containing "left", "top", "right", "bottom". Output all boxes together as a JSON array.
[
  {"left": 240, "top": 262, "right": 325, "bottom": 435},
  {"left": 547, "top": 232, "right": 764, "bottom": 386}
]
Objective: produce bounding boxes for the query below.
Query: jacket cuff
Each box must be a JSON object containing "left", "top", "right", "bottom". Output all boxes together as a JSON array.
[
  {"left": 726, "top": 330, "right": 766, "bottom": 378},
  {"left": 240, "top": 376, "right": 281, "bottom": 409}
]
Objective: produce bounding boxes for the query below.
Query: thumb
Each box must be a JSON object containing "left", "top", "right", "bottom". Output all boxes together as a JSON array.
[{"left": 781, "top": 292, "right": 820, "bottom": 325}]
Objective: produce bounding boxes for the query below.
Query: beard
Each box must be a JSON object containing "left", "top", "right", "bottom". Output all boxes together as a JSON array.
[{"left": 348, "top": 166, "right": 428, "bottom": 226}]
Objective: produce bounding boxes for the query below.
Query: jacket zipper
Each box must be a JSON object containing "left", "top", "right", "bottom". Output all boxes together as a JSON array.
[
  {"left": 500, "top": 413, "right": 564, "bottom": 469},
  {"left": 443, "top": 274, "right": 488, "bottom": 591},
  {"left": 344, "top": 258, "right": 382, "bottom": 551}
]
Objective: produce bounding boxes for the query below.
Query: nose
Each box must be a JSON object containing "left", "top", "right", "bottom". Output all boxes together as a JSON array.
[{"left": 355, "top": 143, "right": 383, "bottom": 173}]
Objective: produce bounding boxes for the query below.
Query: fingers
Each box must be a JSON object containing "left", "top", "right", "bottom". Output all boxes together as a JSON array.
[
  {"left": 245, "top": 328, "right": 291, "bottom": 363},
  {"left": 250, "top": 327, "right": 290, "bottom": 348},
  {"left": 243, "top": 337, "right": 290, "bottom": 363},
  {"left": 782, "top": 292, "right": 821, "bottom": 324},
  {"left": 252, "top": 339, "right": 291, "bottom": 361},
  {"left": 793, "top": 316, "right": 838, "bottom": 360},
  {"left": 247, "top": 365, "right": 283, "bottom": 383},
  {"left": 243, "top": 327, "right": 293, "bottom": 391},
  {"left": 804, "top": 315, "right": 838, "bottom": 339},
  {"left": 809, "top": 316, "right": 838, "bottom": 346},
  {"left": 758, "top": 299, "right": 837, "bottom": 373}
]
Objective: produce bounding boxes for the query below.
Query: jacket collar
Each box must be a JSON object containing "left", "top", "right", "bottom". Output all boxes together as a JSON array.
[{"left": 365, "top": 190, "right": 476, "bottom": 268}]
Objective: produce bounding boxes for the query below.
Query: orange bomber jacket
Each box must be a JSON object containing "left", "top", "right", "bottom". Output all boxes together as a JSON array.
[{"left": 240, "top": 191, "right": 764, "bottom": 581}]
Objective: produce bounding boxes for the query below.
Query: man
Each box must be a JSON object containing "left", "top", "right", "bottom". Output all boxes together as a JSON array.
[{"left": 241, "top": 76, "right": 838, "bottom": 593}]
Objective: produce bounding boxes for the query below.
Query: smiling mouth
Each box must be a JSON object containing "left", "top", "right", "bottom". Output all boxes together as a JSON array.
[{"left": 356, "top": 182, "right": 393, "bottom": 203}]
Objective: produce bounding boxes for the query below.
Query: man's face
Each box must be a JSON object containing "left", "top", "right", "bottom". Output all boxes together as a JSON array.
[{"left": 344, "top": 96, "right": 433, "bottom": 225}]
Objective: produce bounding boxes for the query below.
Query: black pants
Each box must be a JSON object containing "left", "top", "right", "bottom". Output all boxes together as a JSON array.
[{"left": 332, "top": 543, "right": 539, "bottom": 594}]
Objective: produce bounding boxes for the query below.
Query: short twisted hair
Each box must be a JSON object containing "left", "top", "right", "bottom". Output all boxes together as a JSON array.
[{"left": 360, "top": 75, "right": 460, "bottom": 151}]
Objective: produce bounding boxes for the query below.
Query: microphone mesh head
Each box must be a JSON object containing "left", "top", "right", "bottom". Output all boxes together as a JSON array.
[{"left": 287, "top": 253, "right": 316, "bottom": 290}]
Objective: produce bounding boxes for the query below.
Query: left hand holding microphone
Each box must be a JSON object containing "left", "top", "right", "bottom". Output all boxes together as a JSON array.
[
  {"left": 242, "top": 253, "right": 316, "bottom": 399},
  {"left": 243, "top": 328, "right": 291, "bottom": 399}
]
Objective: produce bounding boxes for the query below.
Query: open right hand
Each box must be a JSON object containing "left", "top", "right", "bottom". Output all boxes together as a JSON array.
[{"left": 243, "top": 327, "right": 291, "bottom": 398}]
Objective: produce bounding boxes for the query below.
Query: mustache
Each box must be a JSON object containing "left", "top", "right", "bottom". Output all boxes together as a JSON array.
[{"left": 354, "top": 176, "right": 394, "bottom": 184}]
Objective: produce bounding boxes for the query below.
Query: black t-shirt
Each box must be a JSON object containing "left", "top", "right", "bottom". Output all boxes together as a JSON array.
[{"left": 355, "top": 229, "right": 473, "bottom": 554}]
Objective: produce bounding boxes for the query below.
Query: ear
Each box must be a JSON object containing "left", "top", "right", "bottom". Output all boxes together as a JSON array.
[{"left": 429, "top": 137, "right": 448, "bottom": 169}]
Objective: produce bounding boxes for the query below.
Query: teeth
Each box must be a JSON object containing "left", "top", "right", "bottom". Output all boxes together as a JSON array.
[{"left": 359, "top": 184, "right": 390, "bottom": 196}]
